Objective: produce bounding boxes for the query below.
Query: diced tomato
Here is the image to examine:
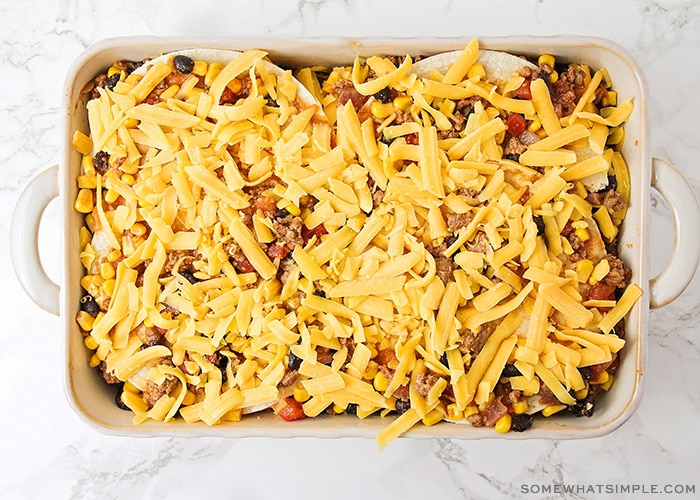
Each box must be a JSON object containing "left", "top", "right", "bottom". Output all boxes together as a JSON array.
[
  {"left": 252, "top": 196, "right": 277, "bottom": 217},
  {"left": 561, "top": 220, "right": 574, "bottom": 237},
  {"left": 585, "top": 282, "right": 616, "bottom": 301},
  {"left": 233, "top": 256, "right": 256, "bottom": 274},
  {"left": 505, "top": 113, "right": 527, "bottom": 136},
  {"left": 277, "top": 396, "right": 306, "bottom": 421},
  {"left": 302, "top": 223, "right": 328, "bottom": 244},
  {"left": 514, "top": 79, "right": 532, "bottom": 100},
  {"left": 266, "top": 243, "right": 291, "bottom": 259}
]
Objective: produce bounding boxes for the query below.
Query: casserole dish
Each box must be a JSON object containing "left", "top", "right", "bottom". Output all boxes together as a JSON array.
[{"left": 11, "top": 35, "right": 700, "bottom": 440}]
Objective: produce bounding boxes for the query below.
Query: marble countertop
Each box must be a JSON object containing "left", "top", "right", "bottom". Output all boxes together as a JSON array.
[{"left": 2, "top": 1, "right": 699, "bottom": 498}]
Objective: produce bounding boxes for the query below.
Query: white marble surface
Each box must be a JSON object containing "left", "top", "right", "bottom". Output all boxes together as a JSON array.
[{"left": 2, "top": 1, "right": 699, "bottom": 498}]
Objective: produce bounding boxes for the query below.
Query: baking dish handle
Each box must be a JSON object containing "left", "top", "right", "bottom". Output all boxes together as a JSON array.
[
  {"left": 10, "top": 165, "right": 61, "bottom": 316},
  {"left": 649, "top": 157, "right": 700, "bottom": 309}
]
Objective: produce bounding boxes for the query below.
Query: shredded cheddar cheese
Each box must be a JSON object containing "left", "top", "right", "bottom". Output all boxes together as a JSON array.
[{"left": 75, "top": 41, "right": 639, "bottom": 449}]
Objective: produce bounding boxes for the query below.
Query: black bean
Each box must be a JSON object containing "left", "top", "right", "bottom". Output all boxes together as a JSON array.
[
  {"left": 314, "top": 289, "right": 326, "bottom": 299},
  {"left": 579, "top": 366, "right": 594, "bottom": 381},
  {"left": 445, "top": 235, "right": 458, "bottom": 248},
  {"left": 93, "top": 151, "right": 110, "bottom": 175},
  {"left": 288, "top": 351, "right": 302, "bottom": 371},
  {"left": 606, "top": 174, "right": 617, "bottom": 192},
  {"left": 394, "top": 399, "right": 411, "bottom": 414},
  {"left": 79, "top": 295, "right": 100, "bottom": 317},
  {"left": 179, "top": 270, "right": 199, "bottom": 284},
  {"left": 345, "top": 403, "right": 358, "bottom": 415},
  {"left": 439, "top": 352, "right": 448, "bottom": 366},
  {"left": 568, "top": 396, "right": 595, "bottom": 417},
  {"left": 173, "top": 55, "right": 195, "bottom": 74},
  {"left": 274, "top": 208, "right": 290, "bottom": 219},
  {"left": 115, "top": 385, "right": 131, "bottom": 411},
  {"left": 511, "top": 413, "right": 534, "bottom": 432},
  {"left": 533, "top": 215, "right": 546, "bottom": 236},
  {"left": 502, "top": 364, "right": 521, "bottom": 378},
  {"left": 374, "top": 87, "right": 393, "bottom": 103},
  {"left": 104, "top": 73, "right": 120, "bottom": 91}
]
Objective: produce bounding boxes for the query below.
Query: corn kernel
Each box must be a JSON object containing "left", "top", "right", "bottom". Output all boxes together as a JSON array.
[
  {"left": 332, "top": 404, "right": 346, "bottom": 414},
  {"left": 72, "top": 131, "right": 93, "bottom": 156},
  {"left": 227, "top": 78, "right": 242, "bottom": 94},
  {"left": 121, "top": 174, "right": 136, "bottom": 186},
  {"left": 538, "top": 54, "right": 556, "bottom": 68},
  {"left": 548, "top": 71, "right": 559, "bottom": 84},
  {"left": 527, "top": 117, "right": 542, "bottom": 133},
  {"left": 80, "top": 274, "right": 101, "bottom": 291},
  {"left": 393, "top": 95, "right": 412, "bottom": 111},
  {"left": 512, "top": 400, "right": 529, "bottom": 415},
  {"left": 373, "top": 371, "right": 389, "bottom": 392},
  {"left": 81, "top": 155, "right": 95, "bottom": 175},
  {"left": 467, "top": 63, "right": 486, "bottom": 80},
  {"left": 464, "top": 405, "right": 479, "bottom": 418},
  {"left": 293, "top": 384, "right": 310, "bottom": 403},
  {"left": 589, "top": 258, "right": 611, "bottom": 285},
  {"left": 83, "top": 334, "right": 98, "bottom": 350},
  {"left": 600, "top": 374, "right": 614, "bottom": 391},
  {"left": 576, "top": 259, "right": 594, "bottom": 283},
  {"left": 371, "top": 101, "right": 394, "bottom": 119},
  {"left": 494, "top": 413, "right": 512, "bottom": 433},
  {"left": 104, "top": 188, "right": 119, "bottom": 204},
  {"left": 367, "top": 344, "right": 378, "bottom": 359},
  {"left": 124, "top": 118, "right": 140, "bottom": 129},
  {"left": 123, "top": 381, "right": 139, "bottom": 393},
  {"left": 79, "top": 227, "right": 92, "bottom": 250},
  {"left": 191, "top": 60, "right": 207, "bottom": 76},
  {"left": 107, "top": 250, "right": 122, "bottom": 262},
  {"left": 182, "top": 390, "right": 196, "bottom": 406},
  {"left": 100, "top": 262, "right": 115, "bottom": 280},
  {"left": 575, "top": 388, "right": 589, "bottom": 400},
  {"left": 77, "top": 175, "right": 97, "bottom": 189},
  {"left": 446, "top": 403, "right": 463, "bottom": 421},
  {"left": 602, "top": 91, "right": 617, "bottom": 107},
  {"left": 77, "top": 311, "right": 95, "bottom": 331},
  {"left": 131, "top": 222, "right": 147, "bottom": 236},
  {"left": 102, "top": 278, "right": 116, "bottom": 296},
  {"left": 387, "top": 358, "right": 399, "bottom": 370},
  {"left": 422, "top": 408, "right": 445, "bottom": 427},
  {"left": 75, "top": 189, "right": 94, "bottom": 214},
  {"left": 363, "top": 361, "right": 379, "bottom": 380},
  {"left": 107, "top": 66, "right": 121, "bottom": 78},
  {"left": 574, "top": 227, "right": 590, "bottom": 242},
  {"left": 542, "top": 404, "right": 567, "bottom": 417},
  {"left": 593, "top": 370, "right": 609, "bottom": 385},
  {"left": 204, "top": 62, "right": 223, "bottom": 86},
  {"left": 143, "top": 317, "right": 154, "bottom": 328},
  {"left": 89, "top": 353, "right": 101, "bottom": 368}
]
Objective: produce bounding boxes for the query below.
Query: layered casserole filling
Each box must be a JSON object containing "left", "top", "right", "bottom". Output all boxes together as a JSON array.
[{"left": 73, "top": 40, "right": 641, "bottom": 447}]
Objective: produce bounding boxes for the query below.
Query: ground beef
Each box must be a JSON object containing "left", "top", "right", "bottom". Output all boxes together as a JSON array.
[
  {"left": 456, "top": 187, "right": 480, "bottom": 205},
  {"left": 503, "top": 135, "right": 528, "bottom": 159},
  {"left": 586, "top": 189, "right": 625, "bottom": 212},
  {"left": 438, "top": 97, "right": 483, "bottom": 139},
  {"left": 602, "top": 254, "right": 631, "bottom": 288},
  {"left": 538, "top": 383, "right": 560, "bottom": 406},
  {"left": 459, "top": 325, "right": 491, "bottom": 355},
  {"left": 467, "top": 412, "right": 485, "bottom": 427},
  {"left": 143, "top": 376, "right": 178, "bottom": 408},
  {"left": 414, "top": 371, "right": 441, "bottom": 397},
  {"left": 277, "top": 255, "right": 296, "bottom": 285},
  {"left": 272, "top": 217, "right": 304, "bottom": 248},
  {"left": 482, "top": 396, "right": 509, "bottom": 427},
  {"left": 567, "top": 233, "right": 587, "bottom": 262},
  {"left": 435, "top": 256, "right": 454, "bottom": 284},
  {"left": 445, "top": 211, "right": 473, "bottom": 233},
  {"left": 100, "top": 361, "right": 120, "bottom": 385},
  {"left": 468, "top": 231, "right": 490, "bottom": 254},
  {"left": 550, "top": 66, "right": 587, "bottom": 117},
  {"left": 162, "top": 250, "right": 197, "bottom": 276},
  {"left": 329, "top": 79, "right": 369, "bottom": 109},
  {"left": 278, "top": 369, "right": 299, "bottom": 388}
]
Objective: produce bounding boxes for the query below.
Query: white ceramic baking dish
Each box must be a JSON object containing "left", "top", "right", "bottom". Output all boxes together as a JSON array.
[{"left": 11, "top": 35, "right": 700, "bottom": 440}]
